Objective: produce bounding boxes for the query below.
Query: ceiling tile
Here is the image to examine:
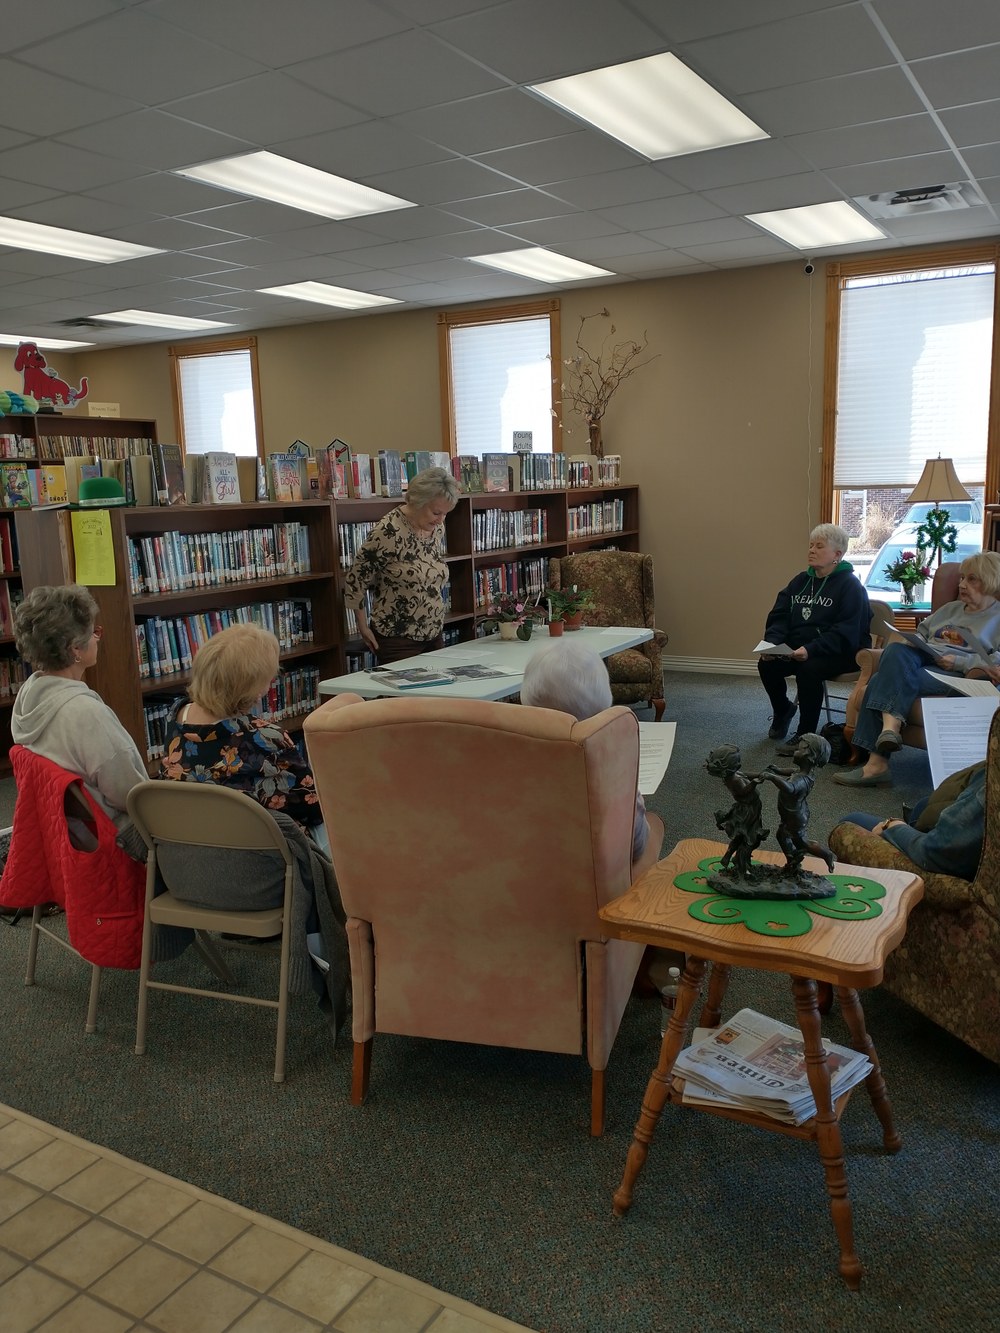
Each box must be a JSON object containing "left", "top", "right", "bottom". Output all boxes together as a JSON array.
[
  {"left": 0, "top": 140, "right": 144, "bottom": 191},
  {"left": 788, "top": 115, "right": 951, "bottom": 172},
  {"left": 105, "top": 218, "right": 251, "bottom": 251},
  {"left": 610, "top": 250, "right": 707, "bottom": 274},
  {"left": 824, "top": 149, "right": 968, "bottom": 196},
  {"left": 596, "top": 194, "right": 726, "bottom": 232},
  {"left": 394, "top": 89, "right": 577, "bottom": 157},
  {"left": 0, "top": 59, "right": 140, "bottom": 136},
  {"left": 545, "top": 166, "right": 688, "bottom": 211},
  {"left": 179, "top": 200, "right": 332, "bottom": 237},
  {"left": 5, "top": 0, "right": 122, "bottom": 51},
  {"left": 18, "top": 9, "right": 265, "bottom": 104},
  {"left": 0, "top": 177, "right": 61, "bottom": 212},
  {"left": 342, "top": 208, "right": 484, "bottom": 242},
  {"left": 910, "top": 46, "right": 1000, "bottom": 108},
  {"left": 87, "top": 172, "right": 239, "bottom": 217},
  {"left": 10, "top": 193, "right": 158, "bottom": 233},
  {"left": 963, "top": 144, "right": 1000, "bottom": 178},
  {"left": 438, "top": 190, "right": 574, "bottom": 227},
  {"left": 502, "top": 213, "right": 626, "bottom": 244},
  {"left": 874, "top": 0, "right": 1000, "bottom": 61},
  {"left": 163, "top": 75, "right": 367, "bottom": 146},
  {"left": 880, "top": 209, "right": 999, "bottom": 240},
  {"left": 477, "top": 133, "right": 640, "bottom": 187},
  {"left": 287, "top": 30, "right": 504, "bottom": 116},
  {"left": 640, "top": 217, "right": 762, "bottom": 249},
  {"left": 260, "top": 219, "right": 396, "bottom": 255},
  {"left": 630, "top": 0, "right": 842, "bottom": 44},
  {"left": 361, "top": 157, "right": 519, "bottom": 205},
  {"left": 939, "top": 100, "right": 1000, "bottom": 148},
  {"left": 274, "top": 120, "right": 453, "bottom": 179},
  {"left": 676, "top": 235, "right": 791, "bottom": 262},
  {"left": 742, "top": 67, "right": 924, "bottom": 138},
  {"left": 143, "top": 0, "right": 408, "bottom": 66},
  {"left": 703, "top": 172, "right": 842, "bottom": 215},
  {"left": 560, "top": 232, "right": 673, "bottom": 261},
  {"left": 683, "top": 7, "right": 895, "bottom": 96},
  {"left": 57, "top": 110, "right": 252, "bottom": 171},
  {"left": 430, "top": 0, "right": 664, "bottom": 83},
  {"left": 662, "top": 140, "right": 808, "bottom": 192}
]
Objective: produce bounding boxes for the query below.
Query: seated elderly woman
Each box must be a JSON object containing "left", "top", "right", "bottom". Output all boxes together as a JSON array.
[
  {"left": 520, "top": 638, "right": 651, "bottom": 862},
  {"left": 12, "top": 584, "right": 147, "bottom": 828},
  {"left": 159, "top": 622, "right": 327, "bottom": 849},
  {"left": 757, "top": 523, "right": 871, "bottom": 756},
  {"left": 834, "top": 551, "right": 1000, "bottom": 789}
]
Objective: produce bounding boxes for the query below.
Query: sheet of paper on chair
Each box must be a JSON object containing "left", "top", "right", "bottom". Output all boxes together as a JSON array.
[
  {"left": 922, "top": 695, "right": 999, "bottom": 789},
  {"left": 926, "top": 670, "right": 999, "bottom": 698},
  {"left": 753, "top": 640, "right": 794, "bottom": 656},
  {"left": 638, "top": 721, "right": 675, "bottom": 795}
]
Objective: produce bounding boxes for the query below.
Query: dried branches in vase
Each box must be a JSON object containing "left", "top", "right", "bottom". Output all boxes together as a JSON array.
[{"left": 555, "top": 308, "right": 658, "bottom": 457}]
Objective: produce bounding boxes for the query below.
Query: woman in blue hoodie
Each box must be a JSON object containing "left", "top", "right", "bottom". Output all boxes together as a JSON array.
[{"left": 757, "top": 524, "right": 871, "bottom": 754}]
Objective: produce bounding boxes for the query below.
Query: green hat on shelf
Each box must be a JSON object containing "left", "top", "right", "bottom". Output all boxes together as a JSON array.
[{"left": 78, "top": 476, "right": 127, "bottom": 507}]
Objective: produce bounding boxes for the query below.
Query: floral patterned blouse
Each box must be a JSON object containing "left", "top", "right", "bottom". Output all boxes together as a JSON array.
[
  {"left": 343, "top": 508, "right": 448, "bottom": 641},
  {"left": 158, "top": 701, "right": 323, "bottom": 829}
]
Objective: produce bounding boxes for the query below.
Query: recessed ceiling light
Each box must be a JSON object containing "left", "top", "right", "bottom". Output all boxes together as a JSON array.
[
  {"left": 466, "top": 248, "right": 612, "bottom": 283},
  {"left": 97, "top": 309, "right": 230, "bottom": 330},
  {"left": 746, "top": 201, "right": 885, "bottom": 248},
  {"left": 0, "top": 216, "right": 161, "bottom": 263},
  {"left": 530, "top": 52, "right": 768, "bottom": 160},
  {"left": 259, "top": 282, "right": 401, "bottom": 310},
  {"left": 174, "top": 151, "right": 415, "bottom": 221},
  {"left": 0, "top": 333, "right": 93, "bottom": 350}
]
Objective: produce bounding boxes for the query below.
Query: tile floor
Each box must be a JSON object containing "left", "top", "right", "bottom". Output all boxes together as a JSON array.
[{"left": 0, "top": 1103, "right": 534, "bottom": 1333}]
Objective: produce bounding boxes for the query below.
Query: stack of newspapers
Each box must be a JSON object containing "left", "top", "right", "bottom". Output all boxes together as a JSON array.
[{"left": 675, "top": 1008, "right": 872, "bottom": 1126}]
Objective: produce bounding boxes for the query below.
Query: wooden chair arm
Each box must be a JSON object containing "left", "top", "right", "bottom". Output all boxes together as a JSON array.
[{"left": 844, "top": 647, "right": 883, "bottom": 733}]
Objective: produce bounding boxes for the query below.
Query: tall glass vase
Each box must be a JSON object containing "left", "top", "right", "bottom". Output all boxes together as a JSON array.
[{"left": 899, "top": 582, "right": 921, "bottom": 607}]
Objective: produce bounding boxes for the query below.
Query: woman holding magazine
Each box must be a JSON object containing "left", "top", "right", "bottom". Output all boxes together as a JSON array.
[{"left": 833, "top": 551, "right": 1000, "bottom": 789}]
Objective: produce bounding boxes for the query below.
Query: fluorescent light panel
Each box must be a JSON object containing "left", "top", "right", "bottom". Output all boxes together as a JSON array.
[
  {"left": 259, "top": 281, "right": 401, "bottom": 310},
  {"left": 466, "top": 248, "right": 612, "bottom": 283},
  {"left": 97, "top": 309, "right": 230, "bottom": 330},
  {"left": 531, "top": 52, "right": 768, "bottom": 160},
  {"left": 0, "top": 216, "right": 161, "bottom": 263},
  {"left": 746, "top": 201, "right": 885, "bottom": 248},
  {"left": 0, "top": 333, "right": 93, "bottom": 350},
  {"left": 174, "top": 151, "right": 415, "bottom": 221}
]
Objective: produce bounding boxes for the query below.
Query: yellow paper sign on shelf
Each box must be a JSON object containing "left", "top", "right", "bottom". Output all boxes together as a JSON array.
[{"left": 71, "top": 509, "right": 117, "bottom": 586}]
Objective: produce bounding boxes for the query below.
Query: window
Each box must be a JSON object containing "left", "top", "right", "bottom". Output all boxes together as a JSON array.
[
  {"left": 169, "top": 337, "right": 263, "bottom": 457},
  {"left": 438, "top": 300, "right": 561, "bottom": 456},
  {"left": 822, "top": 245, "right": 1000, "bottom": 571}
]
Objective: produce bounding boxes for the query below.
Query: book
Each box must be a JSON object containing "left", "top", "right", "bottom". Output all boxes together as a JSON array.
[
  {"left": 428, "top": 450, "right": 451, "bottom": 472},
  {"left": 403, "top": 450, "right": 433, "bottom": 482},
  {"left": 1, "top": 463, "right": 31, "bottom": 508},
  {"left": 304, "top": 456, "right": 320, "bottom": 498},
  {"left": 39, "top": 463, "right": 67, "bottom": 507},
  {"left": 482, "top": 453, "right": 510, "bottom": 493},
  {"left": 452, "top": 455, "right": 483, "bottom": 494},
  {"left": 183, "top": 453, "right": 204, "bottom": 504},
  {"left": 269, "top": 452, "right": 303, "bottom": 501},
  {"left": 151, "top": 443, "right": 186, "bottom": 506},
  {"left": 125, "top": 454, "right": 154, "bottom": 507},
  {"left": 369, "top": 665, "right": 456, "bottom": 689},
  {"left": 203, "top": 452, "right": 241, "bottom": 504},
  {"left": 236, "top": 456, "right": 259, "bottom": 502},
  {"left": 377, "top": 449, "right": 404, "bottom": 498},
  {"left": 349, "top": 452, "right": 374, "bottom": 499}
]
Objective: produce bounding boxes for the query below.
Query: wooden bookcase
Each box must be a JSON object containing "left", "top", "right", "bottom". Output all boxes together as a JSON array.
[
  {"left": 12, "top": 483, "right": 641, "bottom": 768},
  {"left": 0, "top": 413, "right": 157, "bottom": 461}
]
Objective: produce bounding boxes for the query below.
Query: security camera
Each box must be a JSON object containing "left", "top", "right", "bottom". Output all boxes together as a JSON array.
[{"left": 803, "top": 262, "right": 815, "bottom": 275}]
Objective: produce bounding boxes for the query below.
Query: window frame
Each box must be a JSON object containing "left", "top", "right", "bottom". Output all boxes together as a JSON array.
[
  {"left": 168, "top": 335, "right": 265, "bottom": 460},
  {"left": 821, "top": 241, "right": 1000, "bottom": 519},
  {"left": 437, "top": 299, "right": 562, "bottom": 456}
]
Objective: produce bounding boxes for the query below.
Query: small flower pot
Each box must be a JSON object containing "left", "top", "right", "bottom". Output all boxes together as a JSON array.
[
  {"left": 548, "top": 619, "right": 565, "bottom": 637},
  {"left": 516, "top": 621, "right": 535, "bottom": 641},
  {"left": 564, "top": 611, "right": 584, "bottom": 631},
  {"left": 498, "top": 621, "right": 518, "bottom": 640}
]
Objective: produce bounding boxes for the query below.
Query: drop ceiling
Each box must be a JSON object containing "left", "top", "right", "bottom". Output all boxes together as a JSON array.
[{"left": 1, "top": 0, "right": 998, "bottom": 349}]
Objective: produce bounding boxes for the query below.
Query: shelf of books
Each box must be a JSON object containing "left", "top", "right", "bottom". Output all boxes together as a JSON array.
[
  {"left": 15, "top": 500, "right": 339, "bottom": 766},
  {"left": 0, "top": 510, "right": 26, "bottom": 777}
]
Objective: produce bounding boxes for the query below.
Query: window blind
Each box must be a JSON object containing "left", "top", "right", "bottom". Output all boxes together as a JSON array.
[
  {"left": 834, "top": 266, "right": 994, "bottom": 489},
  {"left": 449, "top": 317, "right": 553, "bottom": 456},
  {"left": 177, "top": 350, "right": 258, "bottom": 456}
]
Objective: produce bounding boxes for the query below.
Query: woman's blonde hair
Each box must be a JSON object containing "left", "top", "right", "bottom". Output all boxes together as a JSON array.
[
  {"left": 189, "top": 623, "right": 280, "bottom": 717},
  {"left": 960, "top": 550, "right": 1000, "bottom": 597},
  {"left": 405, "top": 466, "right": 460, "bottom": 509}
]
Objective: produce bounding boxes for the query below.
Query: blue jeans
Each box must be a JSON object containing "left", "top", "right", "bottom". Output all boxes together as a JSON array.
[{"left": 852, "top": 642, "right": 956, "bottom": 753}]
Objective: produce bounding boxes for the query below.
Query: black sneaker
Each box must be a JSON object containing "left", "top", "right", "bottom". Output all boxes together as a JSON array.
[
  {"left": 775, "top": 732, "right": 806, "bottom": 756},
  {"left": 767, "top": 703, "right": 796, "bottom": 740}
]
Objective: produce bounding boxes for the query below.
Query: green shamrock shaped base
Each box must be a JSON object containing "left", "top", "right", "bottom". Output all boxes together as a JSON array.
[{"left": 673, "top": 856, "right": 886, "bottom": 937}]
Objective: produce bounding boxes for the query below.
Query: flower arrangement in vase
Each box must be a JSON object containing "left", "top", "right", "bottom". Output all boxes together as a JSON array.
[
  {"left": 481, "top": 592, "right": 545, "bottom": 640},
  {"left": 545, "top": 585, "right": 593, "bottom": 631},
  {"left": 555, "top": 308, "right": 658, "bottom": 458},
  {"left": 882, "top": 549, "right": 932, "bottom": 606}
]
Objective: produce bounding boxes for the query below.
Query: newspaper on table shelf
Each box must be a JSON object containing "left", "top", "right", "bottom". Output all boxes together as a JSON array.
[{"left": 675, "top": 1009, "right": 872, "bottom": 1126}]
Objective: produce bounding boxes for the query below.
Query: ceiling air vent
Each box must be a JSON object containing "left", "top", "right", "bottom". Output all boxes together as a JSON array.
[
  {"left": 853, "top": 182, "right": 983, "bottom": 220},
  {"left": 55, "top": 317, "right": 125, "bottom": 329}
]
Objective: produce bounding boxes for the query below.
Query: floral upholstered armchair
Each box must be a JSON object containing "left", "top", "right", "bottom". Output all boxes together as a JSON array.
[
  {"left": 828, "top": 707, "right": 1000, "bottom": 1065},
  {"left": 547, "top": 551, "right": 667, "bottom": 720}
]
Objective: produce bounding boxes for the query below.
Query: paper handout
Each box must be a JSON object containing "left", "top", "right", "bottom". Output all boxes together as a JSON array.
[{"left": 753, "top": 640, "right": 794, "bottom": 656}]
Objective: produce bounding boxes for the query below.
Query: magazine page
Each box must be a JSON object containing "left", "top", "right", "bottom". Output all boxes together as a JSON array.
[{"left": 369, "top": 666, "right": 455, "bottom": 687}]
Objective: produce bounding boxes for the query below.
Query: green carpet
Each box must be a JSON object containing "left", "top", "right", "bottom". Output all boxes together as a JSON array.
[{"left": 2, "top": 673, "right": 997, "bottom": 1332}]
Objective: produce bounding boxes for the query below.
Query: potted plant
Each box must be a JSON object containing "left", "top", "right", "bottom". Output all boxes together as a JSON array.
[
  {"left": 882, "top": 548, "right": 932, "bottom": 607},
  {"left": 481, "top": 592, "right": 545, "bottom": 641},
  {"left": 545, "top": 585, "right": 593, "bottom": 631}
]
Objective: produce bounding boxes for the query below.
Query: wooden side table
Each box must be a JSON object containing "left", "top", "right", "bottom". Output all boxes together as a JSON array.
[{"left": 599, "top": 838, "right": 924, "bottom": 1290}]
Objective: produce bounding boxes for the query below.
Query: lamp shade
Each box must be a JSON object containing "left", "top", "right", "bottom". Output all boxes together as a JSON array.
[{"left": 906, "top": 457, "right": 972, "bottom": 505}]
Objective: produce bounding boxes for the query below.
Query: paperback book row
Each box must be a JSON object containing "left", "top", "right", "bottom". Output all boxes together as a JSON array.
[
  {"left": 337, "top": 518, "right": 447, "bottom": 570},
  {"left": 0, "top": 516, "right": 18, "bottom": 573},
  {"left": 343, "top": 590, "right": 373, "bottom": 640},
  {"left": 36, "top": 435, "right": 154, "bottom": 461},
  {"left": 567, "top": 498, "right": 626, "bottom": 538},
  {"left": 0, "top": 433, "right": 39, "bottom": 460},
  {"left": 126, "top": 523, "right": 312, "bottom": 596},
  {"left": 472, "top": 507, "right": 549, "bottom": 553},
  {"left": 142, "top": 665, "right": 321, "bottom": 760},
  {"left": 283, "top": 441, "right": 453, "bottom": 502},
  {"left": 474, "top": 557, "right": 548, "bottom": 611},
  {"left": 0, "top": 582, "right": 23, "bottom": 638},
  {"left": 0, "top": 653, "right": 30, "bottom": 698},
  {"left": 136, "top": 599, "right": 315, "bottom": 680}
]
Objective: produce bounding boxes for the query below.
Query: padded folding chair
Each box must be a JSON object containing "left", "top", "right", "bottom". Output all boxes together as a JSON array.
[{"left": 126, "top": 782, "right": 295, "bottom": 1083}]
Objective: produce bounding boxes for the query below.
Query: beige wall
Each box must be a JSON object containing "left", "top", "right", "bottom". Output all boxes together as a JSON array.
[{"left": 0, "top": 258, "right": 826, "bottom": 662}]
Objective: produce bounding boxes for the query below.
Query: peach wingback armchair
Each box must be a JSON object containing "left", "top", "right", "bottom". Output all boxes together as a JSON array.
[
  {"left": 303, "top": 692, "right": 663, "bottom": 1136},
  {"left": 844, "top": 562, "right": 962, "bottom": 753},
  {"left": 547, "top": 551, "right": 667, "bottom": 720}
]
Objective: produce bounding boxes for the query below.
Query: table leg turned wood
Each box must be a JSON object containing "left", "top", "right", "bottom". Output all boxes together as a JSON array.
[
  {"left": 613, "top": 955, "right": 708, "bottom": 1218},
  {"left": 836, "top": 986, "right": 901, "bottom": 1153},
  {"left": 698, "top": 961, "right": 731, "bottom": 1028},
  {"left": 791, "top": 975, "right": 863, "bottom": 1291}
]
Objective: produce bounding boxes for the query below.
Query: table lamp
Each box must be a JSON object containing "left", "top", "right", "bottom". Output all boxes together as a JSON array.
[{"left": 906, "top": 456, "right": 972, "bottom": 567}]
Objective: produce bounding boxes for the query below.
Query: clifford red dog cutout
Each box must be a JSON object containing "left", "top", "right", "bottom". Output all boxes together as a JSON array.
[{"left": 14, "top": 341, "right": 89, "bottom": 408}]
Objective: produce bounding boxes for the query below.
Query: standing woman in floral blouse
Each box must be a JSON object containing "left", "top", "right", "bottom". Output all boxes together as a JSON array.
[{"left": 343, "top": 466, "right": 461, "bottom": 664}]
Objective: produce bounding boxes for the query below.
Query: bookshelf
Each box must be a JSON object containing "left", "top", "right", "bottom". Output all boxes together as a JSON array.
[
  {"left": 0, "top": 413, "right": 157, "bottom": 462},
  {"left": 12, "top": 483, "right": 640, "bottom": 767}
]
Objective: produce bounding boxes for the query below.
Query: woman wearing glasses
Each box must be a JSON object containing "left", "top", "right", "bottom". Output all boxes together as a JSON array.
[{"left": 12, "top": 584, "right": 148, "bottom": 827}]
